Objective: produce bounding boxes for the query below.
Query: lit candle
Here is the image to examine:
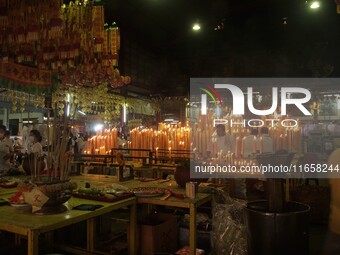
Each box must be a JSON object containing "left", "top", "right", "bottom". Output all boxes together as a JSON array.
[
  {"left": 235, "top": 137, "right": 240, "bottom": 158},
  {"left": 241, "top": 137, "right": 245, "bottom": 158},
  {"left": 100, "top": 146, "right": 105, "bottom": 155},
  {"left": 260, "top": 137, "right": 263, "bottom": 154}
]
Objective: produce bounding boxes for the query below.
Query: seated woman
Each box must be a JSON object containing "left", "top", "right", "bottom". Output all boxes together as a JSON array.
[
  {"left": 28, "top": 130, "right": 43, "bottom": 156},
  {"left": 22, "top": 130, "right": 44, "bottom": 175}
]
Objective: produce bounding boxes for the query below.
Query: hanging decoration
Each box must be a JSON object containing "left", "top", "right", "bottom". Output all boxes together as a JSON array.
[
  {"left": 0, "top": 89, "right": 45, "bottom": 113},
  {"left": 0, "top": 0, "right": 131, "bottom": 90},
  {"left": 52, "top": 84, "right": 159, "bottom": 122},
  {"left": 0, "top": 62, "right": 52, "bottom": 87}
]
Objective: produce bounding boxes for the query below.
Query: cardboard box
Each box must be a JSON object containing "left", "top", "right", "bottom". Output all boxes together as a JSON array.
[{"left": 129, "top": 213, "right": 178, "bottom": 255}]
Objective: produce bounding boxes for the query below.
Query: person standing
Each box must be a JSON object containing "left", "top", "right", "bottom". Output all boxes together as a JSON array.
[
  {"left": 208, "top": 124, "right": 235, "bottom": 157},
  {"left": 324, "top": 148, "right": 340, "bottom": 255},
  {"left": 75, "top": 133, "right": 86, "bottom": 154},
  {"left": 0, "top": 128, "right": 11, "bottom": 174},
  {"left": 257, "top": 127, "right": 273, "bottom": 154},
  {"left": 242, "top": 128, "right": 258, "bottom": 157}
]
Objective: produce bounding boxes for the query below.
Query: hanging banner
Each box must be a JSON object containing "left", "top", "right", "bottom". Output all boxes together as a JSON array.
[{"left": 0, "top": 61, "right": 52, "bottom": 87}]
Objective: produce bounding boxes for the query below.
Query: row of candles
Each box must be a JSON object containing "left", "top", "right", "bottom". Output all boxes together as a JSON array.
[
  {"left": 129, "top": 122, "right": 191, "bottom": 159},
  {"left": 83, "top": 123, "right": 191, "bottom": 160},
  {"left": 192, "top": 114, "right": 302, "bottom": 157},
  {"left": 82, "top": 115, "right": 302, "bottom": 161},
  {"left": 83, "top": 128, "right": 119, "bottom": 155},
  {"left": 209, "top": 151, "right": 257, "bottom": 166}
]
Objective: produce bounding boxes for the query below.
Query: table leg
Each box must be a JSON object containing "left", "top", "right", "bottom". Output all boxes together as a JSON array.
[
  {"left": 45, "top": 231, "right": 54, "bottom": 246},
  {"left": 28, "top": 230, "right": 39, "bottom": 255},
  {"left": 87, "top": 218, "right": 96, "bottom": 252},
  {"left": 285, "top": 179, "right": 290, "bottom": 202},
  {"left": 129, "top": 201, "right": 137, "bottom": 255},
  {"left": 15, "top": 234, "right": 21, "bottom": 246},
  {"left": 189, "top": 203, "right": 197, "bottom": 255}
]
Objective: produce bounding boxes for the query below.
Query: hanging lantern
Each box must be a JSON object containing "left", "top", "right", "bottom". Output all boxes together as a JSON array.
[
  {"left": 17, "top": 50, "right": 24, "bottom": 63},
  {"left": 59, "top": 45, "right": 67, "bottom": 59},
  {"left": 16, "top": 26, "right": 26, "bottom": 43},
  {"left": 102, "top": 55, "right": 109, "bottom": 67},
  {"left": 20, "top": 96, "right": 26, "bottom": 107},
  {"left": 49, "top": 18, "right": 63, "bottom": 39},
  {"left": 40, "top": 97, "right": 45, "bottom": 108},
  {"left": 24, "top": 48, "right": 34, "bottom": 62},
  {"left": 124, "top": 76, "right": 132, "bottom": 85},
  {"left": 51, "top": 57, "right": 59, "bottom": 71},
  {"left": 94, "top": 37, "right": 104, "bottom": 53},
  {"left": 27, "top": 25, "right": 39, "bottom": 42}
]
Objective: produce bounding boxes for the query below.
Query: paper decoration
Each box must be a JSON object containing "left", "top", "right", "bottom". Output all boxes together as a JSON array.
[{"left": 23, "top": 187, "right": 49, "bottom": 210}]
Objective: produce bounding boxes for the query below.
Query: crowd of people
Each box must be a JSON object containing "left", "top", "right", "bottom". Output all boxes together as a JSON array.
[
  {"left": 207, "top": 124, "right": 274, "bottom": 158},
  {"left": 0, "top": 125, "right": 88, "bottom": 175}
]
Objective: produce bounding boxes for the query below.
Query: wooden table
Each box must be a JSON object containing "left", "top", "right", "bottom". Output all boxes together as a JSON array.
[
  {"left": 137, "top": 189, "right": 211, "bottom": 255},
  {"left": 0, "top": 193, "right": 137, "bottom": 255},
  {"left": 73, "top": 175, "right": 212, "bottom": 255}
]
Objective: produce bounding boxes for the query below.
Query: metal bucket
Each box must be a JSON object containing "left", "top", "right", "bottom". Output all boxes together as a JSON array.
[{"left": 246, "top": 200, "right": 310, "bottom": 255}]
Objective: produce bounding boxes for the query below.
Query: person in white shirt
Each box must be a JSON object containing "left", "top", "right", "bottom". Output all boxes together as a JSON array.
[
  {"left": 0, "top": 128, "right": 11, "bottom": 174},
  {"left": 258, "top": 127, "right": 273, "bottom": 154},
  {"left": 4, "top": 130, "right": 13, "bottom": 151},
  {"left": 242, "top": 128, "right": 258, "bottom": 158},
  {"left": 208, "top": 124, "right": 235, "bottom": 157},
  {"left": 75, "top": 133, "right": 86, "bottom": 154},
  {"left": 28, "top": 129, "right": 43, "bottom": 156}
]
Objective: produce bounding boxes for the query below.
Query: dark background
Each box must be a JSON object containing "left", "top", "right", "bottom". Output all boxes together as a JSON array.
[{"left": 98, "top": 0, "right": 340, "bottom": 96}]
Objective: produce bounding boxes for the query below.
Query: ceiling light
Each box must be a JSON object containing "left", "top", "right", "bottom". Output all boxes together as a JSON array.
[
  {"left": 94, "top": 124, "right": 103, "bottom": 132},
  {"left": 310, "top": 1, "right": 320, "bottom": 9},
  {"left": 192, "top": 23, "right": 201, "bottom": 31}
]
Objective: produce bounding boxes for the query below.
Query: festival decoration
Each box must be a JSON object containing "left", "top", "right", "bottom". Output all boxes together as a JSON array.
[
  {"left": 0, "top": 0, "right": 131, "bottom": 90},
  {"left": 0, "top": 89, "right": 45, "bottom": 113},
  {"left": 52, "top": 84, "right": 159, "bottom": 120}
]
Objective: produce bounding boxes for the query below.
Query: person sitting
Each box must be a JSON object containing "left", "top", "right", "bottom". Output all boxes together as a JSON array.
[
  {"left": 21, "top": 130, "right": 44, "bottom": 175},
  {"left": 28, "top": 130, "right": 43, "bottom": 156}
]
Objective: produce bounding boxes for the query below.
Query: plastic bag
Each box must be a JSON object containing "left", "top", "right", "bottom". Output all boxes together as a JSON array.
[{"left": 211, "top": 189, "right": 247, "bottom": 255}]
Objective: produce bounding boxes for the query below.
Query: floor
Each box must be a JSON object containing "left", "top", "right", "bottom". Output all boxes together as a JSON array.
[
  {"left": 310, "top": 223, "right": 328, "bottom": 255},
  {"left": 0, "top": 222, "right": 330, "bottom": 255}
]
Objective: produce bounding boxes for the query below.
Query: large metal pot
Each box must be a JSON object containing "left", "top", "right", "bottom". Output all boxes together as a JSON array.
[{"left": 246, "top": 200, "right": 310, "bottom": 255}]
